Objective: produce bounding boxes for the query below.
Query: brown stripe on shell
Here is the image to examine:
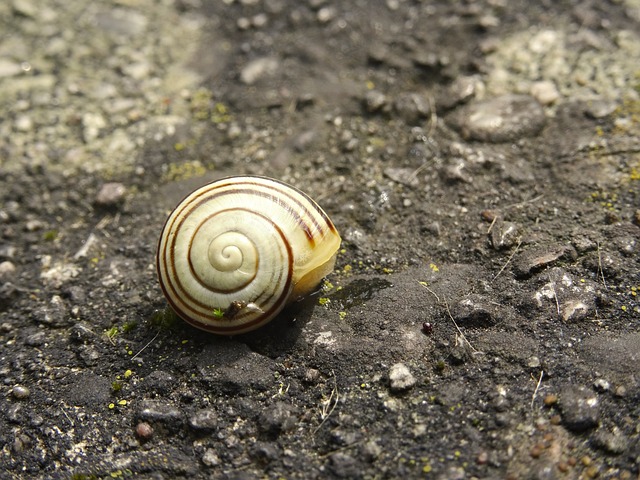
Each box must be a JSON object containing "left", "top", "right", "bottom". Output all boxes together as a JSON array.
[{"left": 211, "top": 176, "right": 330, "bottom": 247}]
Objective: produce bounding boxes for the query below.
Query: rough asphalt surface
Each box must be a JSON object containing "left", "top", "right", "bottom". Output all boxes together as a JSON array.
[{"left": 1, "top": 0, "right": 639, "bottom": 479}]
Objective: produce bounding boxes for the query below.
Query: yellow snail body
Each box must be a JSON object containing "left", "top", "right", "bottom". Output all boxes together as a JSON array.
[{"left": 156, "top": 175, "right": 341, "bottom": 335}]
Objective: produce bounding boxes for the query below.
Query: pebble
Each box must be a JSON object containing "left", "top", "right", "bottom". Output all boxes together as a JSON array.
[
  {"left": 388, "top": 363, "right": 416, "bottom": 392},
  {"left": 0, "top": 59, "right": 23, "bottom": 78},
  {"left": 303, "top": 368, "right": 321, "bottom": 384},
  {"left": 0, "top": 261, "right": 16, "bottom": 279},
  {"left": 593, "top": 378, "right": 610, "bottom": 392},
  {"left": 94, "top": 8, "right": 148, "bottom": 37},
  {"left": 513, "top": 245, "right": 576, "bottom": 278},
  {"left": 383, "top": 167, "right": 420, "bottom": 188},
  {"left": 12, "top": 0, "right": 39, "bottom": 18},
  {"left": 35, "top": 295, "right": 69, "bottom": 327},
  {"left": 328, "top": 452, "right": 360, "bottom": 479},
  {"left": 558, "top": 385, "right": 600, "bottom": 432},
  {"left": 0, "top": 245, "right": 17, "bottom": 260},
  {"left": 584, "top": 99, "right": 618, "bottom": 119},
  {"left": 527, "top": 356, "right": 541, "bottom": 368},
  {"left": 135, "top": 421, "right": 154, "bottom": 440},
  {"left": 95, "top": 182, "right": 126, "bottom": 207},
  {"left": 593, "top": 428, "right": 628, "bottom": 454},
  {"left": 0, "top": 282, "right": 19, "bottom": 306},
  {"left": 251, "top": 442, "right": 279, "bottom": 462},
  {"left": 364, "top": 90, "right": 389, "bottom": 113},
  {"left": 138, "top": 399, "right": 184, "bottom": 424},
  {"left": 14, "top": 115, "right": 33, "bottom": 132},
  {"left": 560, "top": 299, "right": 590, "bottom": 322},
  {"left": 142, "top": 370, "right": 176, "bottom": 391},
  {"left": 360, "top": 439, "right": 382, "bottom": 462},
  {"left": 240, "top": 57, "right": 279, "bottom": 85},
  {"left": 188, "top": 409, "right": 218, "bottom": 430},
  {"left": 257, "top": 401, "right": 296, "bottom": 438},
  {"left": 490, "top": 220, "right": 519, "bottom": 250},
  {"left": 394, "top": 92, "right": 431, "bottom": 124},
  {"left": 82, "top": 112, "right": 107, "bottom": 143},
  {"left": 448, "top": 94, "right": 546, "bottom": 143},
  {"left": 25, "top": 331, "right": 46, "bottom": 346},
  {"left": 530, "top": 80, "right": 560, "bottom": 105},
  {"left": 69, "top": 322, "right": 96, "bottom": 343},
  {"left": 317, "top": 6, "right": 337, "bottom": 23},
  {"left": 202, "top": 448, "right": 220, "bottom": 467},
  {"left": 11, "top": 385, "right": 30, "bottom": 399},
  {"left": 438, "top": 76, "right": 482, "bottom": 110},
  {"left": 451, "top": 294, "right": 496, "bottom": 327}
]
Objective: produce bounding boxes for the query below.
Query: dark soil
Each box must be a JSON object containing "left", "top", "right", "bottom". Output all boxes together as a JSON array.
[{"left": 1, "top": 1, "right": 639, "bottom": 479}]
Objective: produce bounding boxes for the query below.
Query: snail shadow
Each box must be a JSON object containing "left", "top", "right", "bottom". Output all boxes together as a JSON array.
[{"left": 235, "top": 296, "right": 317, "bottom": 358}]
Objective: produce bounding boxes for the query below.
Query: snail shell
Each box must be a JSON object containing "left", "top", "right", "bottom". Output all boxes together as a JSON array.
[{"left": 156, "top": 175, "right": 341, "bottom": 335}]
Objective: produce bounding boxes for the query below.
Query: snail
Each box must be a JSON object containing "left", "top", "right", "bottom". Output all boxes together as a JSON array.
[{"left": 156, "top": 175, "right": 341, "bottom": 335}]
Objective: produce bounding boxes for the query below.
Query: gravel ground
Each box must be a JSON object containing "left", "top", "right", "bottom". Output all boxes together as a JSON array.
[{"left": 1, "top": 0, "right": 639, "bottom": 479}]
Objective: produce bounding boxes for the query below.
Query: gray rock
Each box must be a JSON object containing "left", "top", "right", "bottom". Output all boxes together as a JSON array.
[
  {"left": 257, "top": 401, "right": 296, "bottom": 438},
  {"left": 251, "top": 442, "right": 279, "bottom": 462},
  {"left": 448, "top": 94, "right": 546, "bottom": 143},
  {"left": 78, "top": 345, "right": 101, "bottom": 366},
  {"left": 0, "top": 245, "right": 17, "bottom": 260},
  {"left": 451, "top": 294, "right": 497, "bottom": 327},
  {"left": 0, "top": 59, "right": 23, "bottom": 78},
  {"left": 95, "top": 182, "right": 126, "bottom": 207},
  {"left": 25, "top": 331, "right": 46, "bottom": 346},
  {"left": 189, "top": 409, "right": 218, "bottom": 430},
  {"left": 202, "top": 448, "right": 220, "bottom": 467},
  {"left": 394, "top": 92, "right": 431, "bottom": 124},
  {"left": 513, "top": 245, "right": 576, "bottom": 278},
  {"left": 142, "top": 370, "right": 176, "bottom": 391},
  {"left": 328, "top": 452, "right": 361, "bottom": 479},
  {"left": 360, "top": 439, "right": 382, "bottom": 462},
  {"left": 35, "top": 295, "right": 70, "bottom": 327},
  {"left": 584, "top": 99, "right": 618, "bottom": 119},
  {"left": 530, "top": 80, "right": 560, "bottom": 105},
  {"left": 94, "top": 8, "right": 148, "bottom": 36},
  {"left": 240, "top": 57, "right": 279, "bottom": 85},
  {"left": 389, "top": 363, "right": 416, "bottom": 392},
  {"left": 138, "top": 399, "right": 184, "bottom": 424},
  {"left": 0, "top": 261, "right": 16, "bottom": 279},
  {"left": 558, "top": 385, "right": 600, "bottom": 432},
  {"left": 593, "top": 428, "right": 628, "bottom": 454},
  {"left": 364, "top": 90, "right": 389, "bottom": 113},
  {"left": 438, "top": 76, "right": 481, "bottom": 110},
  {"left": 490, "top": 220, "right": 519, "bottom": 250}
]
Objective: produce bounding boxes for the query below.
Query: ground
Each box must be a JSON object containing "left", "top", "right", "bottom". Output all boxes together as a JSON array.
[{"left": 0, "top": 0, "right": 639, "bottom": 479}]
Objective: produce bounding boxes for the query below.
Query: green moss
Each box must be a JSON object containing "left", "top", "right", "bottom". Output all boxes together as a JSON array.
[
  {"left": 149, "top": 307, "right": 180, "bottom": 329},
  {"left": 161, "top": 160, "right": 207, "bottom": 182},
  {"left": 43, "top": 229, "right": 58, "bottom": 241},
  {"left": 121, "top": 321, "right": 137, "bottom": 333}
]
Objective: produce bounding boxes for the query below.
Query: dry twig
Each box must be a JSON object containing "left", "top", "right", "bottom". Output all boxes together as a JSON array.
[{"left": 531, "top": 370, "right": 544, "bottom": 410}]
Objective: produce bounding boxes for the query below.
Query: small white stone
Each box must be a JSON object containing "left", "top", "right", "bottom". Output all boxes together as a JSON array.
[
  {"left": 0, "top": 261, "right": 16, "bottom": 279},
  {"left": 530, "top": 81, "right": 560, "bottom": 105},
  {"left": 389, "top": 363, "right": 416, "bottom": 392}
]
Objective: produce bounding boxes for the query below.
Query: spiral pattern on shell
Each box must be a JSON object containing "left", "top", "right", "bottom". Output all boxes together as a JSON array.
[{"left": 156, "top": 176, "right": 341, "bottom": 335}]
